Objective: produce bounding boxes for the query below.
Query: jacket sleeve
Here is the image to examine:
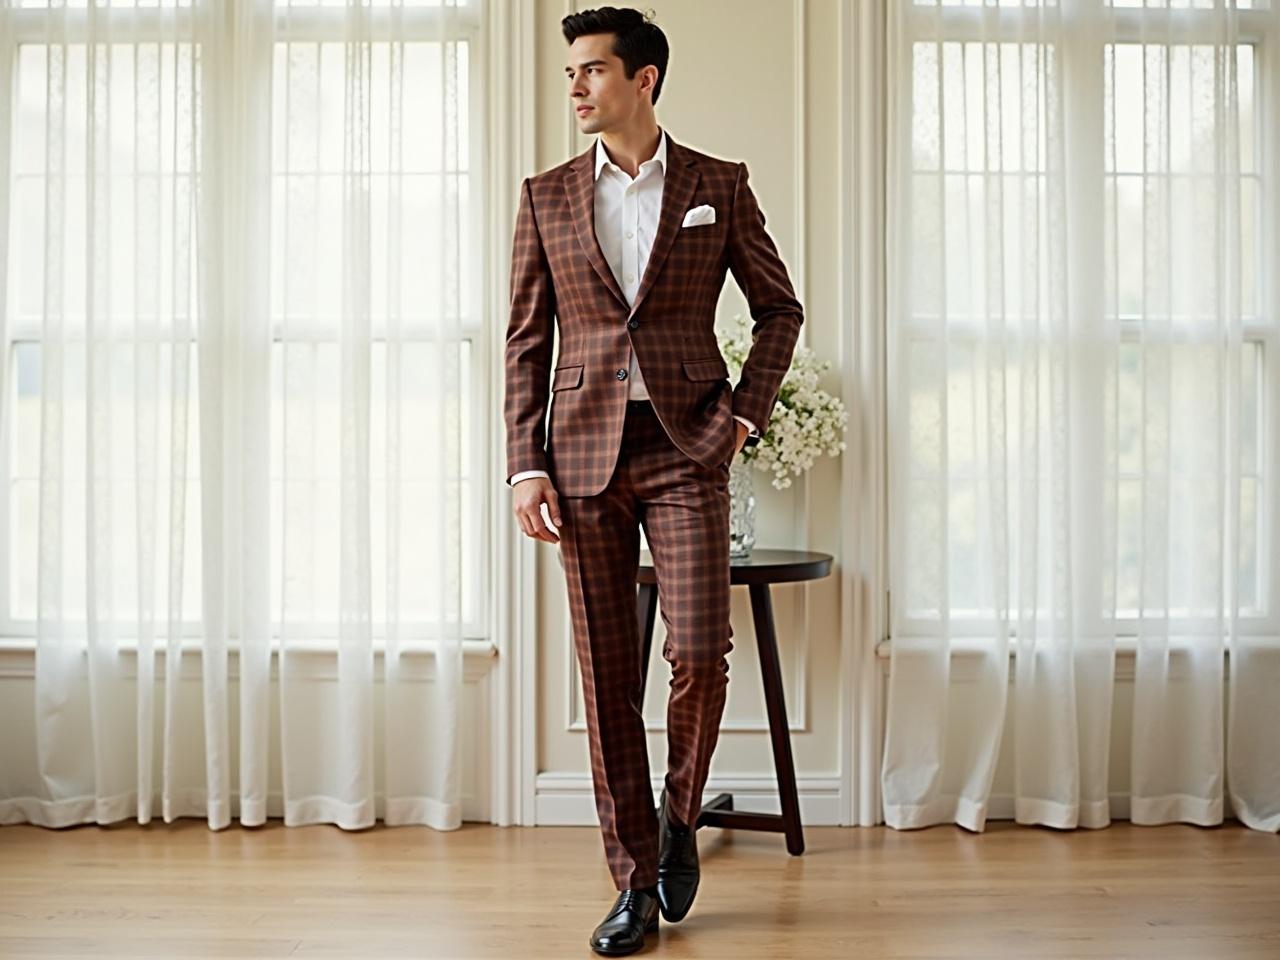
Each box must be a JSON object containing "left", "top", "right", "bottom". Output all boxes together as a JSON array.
[
  {"left": 725, "top": 161, "right": 804, "bottom": 435},
  {"left": 503, "top": 177, "right": 557, "bottom": 482}
]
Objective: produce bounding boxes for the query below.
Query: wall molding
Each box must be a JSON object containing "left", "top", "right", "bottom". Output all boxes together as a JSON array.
[
  {"left": 543, "top": 0, "right": 830, "bottom": 814},
  {"left": 0, "top": 639, "right": 497, "bottom": 682},
  {"left": 564, "top": 611, "right": 810, "bottom": 734},
  {"left": 876, "top": 637, "right": 1269, "bottom": 683},
  {"left": 839, "top": 0, "right": 891, "bottom": 830},
  {"left": 553, "top": 0, "right": 820, "bottom": 759}
]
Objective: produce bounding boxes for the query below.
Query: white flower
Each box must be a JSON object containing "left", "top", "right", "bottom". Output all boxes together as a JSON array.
[{"left": 717, "top": 313, "right": 849, "bottom": 491}]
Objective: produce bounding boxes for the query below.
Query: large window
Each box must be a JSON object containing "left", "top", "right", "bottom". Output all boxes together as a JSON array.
[
  {"left": 266, "top": 2, "right": 484, "bottom": 637},
  {"left": 4, "top": 20, "right": 204, "bottom": 632},
  {"left": 0, "top": 0, "right": 486, "bottom": 642},
  {"left": 891, "top": 0, "right": 1276, "bottom": 637}
]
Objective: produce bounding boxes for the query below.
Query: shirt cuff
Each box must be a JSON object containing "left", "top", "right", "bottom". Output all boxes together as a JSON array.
[
  {"left": 509, "top": 469, "right": 550, "bottom": 486},
  {"left": 733, "top": 415, "right": 759, "bottom": 436}
]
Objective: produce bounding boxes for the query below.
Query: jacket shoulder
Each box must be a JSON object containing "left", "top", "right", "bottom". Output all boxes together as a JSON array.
[
  {"left": 526, "top": 156, "right": 579, "bottom": 192},
  {"left": 678, "top": 143, "right": 742, "bottom": 177}
]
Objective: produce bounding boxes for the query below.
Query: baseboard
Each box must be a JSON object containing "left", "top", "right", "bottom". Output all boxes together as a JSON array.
[
  {"left": 534, "top": 772, "right": 845, "bottom": 826},
  {"left": 533, "top": 777, "right": 1251, "bottom": 830}
]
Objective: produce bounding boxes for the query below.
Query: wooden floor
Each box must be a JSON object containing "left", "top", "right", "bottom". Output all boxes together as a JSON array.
[{"left": 1, "top": 818, "right": 1278, "bottom": 958}]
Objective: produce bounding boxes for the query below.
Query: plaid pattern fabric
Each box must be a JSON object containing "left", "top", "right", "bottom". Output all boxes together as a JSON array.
[
  {"left": 503, "top": 131, "right": 804, "bottom": 497},
  {"left": 557, "top": 400, "right": 733, "bottom": 891}
]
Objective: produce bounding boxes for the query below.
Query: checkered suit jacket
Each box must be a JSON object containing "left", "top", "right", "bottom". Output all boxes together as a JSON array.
[{"left": 503, "top": 131, "right": 804, "bottom": 498}]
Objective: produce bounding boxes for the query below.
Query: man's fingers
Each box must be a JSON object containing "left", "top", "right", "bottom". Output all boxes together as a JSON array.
[
  {"left": 516, "top": 511, "right": 535, "bottom": 540},
  {"left": 515, "top": 508, "right": 540, "bottom": 541},
  {"left": 518, "top": 509, "right": 542, "bottom": 540},
  {"left": 517, "top": 505, "right": 558, "bottom": 543},
  {"left": 511, "top": 478, "right": 563, "bottom": 542},
  {"left": 544, "top": 489, "right": 563, "bottom": 527},
  {"left": 531, "top": 510, "right": 559, "bottom": 542}
]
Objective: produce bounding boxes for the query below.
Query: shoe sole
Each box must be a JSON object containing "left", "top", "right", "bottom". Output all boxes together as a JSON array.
[{"left": 588, "top": 916, "right": 659, "bottom": 956}]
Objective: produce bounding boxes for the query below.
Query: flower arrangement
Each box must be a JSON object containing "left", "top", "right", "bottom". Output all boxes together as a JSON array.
[{"left": 717, "top": 312, "right": 848, "bottom": 490}]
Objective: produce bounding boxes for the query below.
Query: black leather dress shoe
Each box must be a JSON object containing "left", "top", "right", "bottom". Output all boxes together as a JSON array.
[
  {"left": 588, "top": 886, "right": 659, "bottom": 956},
  {"left": 656, "top": 787, "right": 700, "bottom": 922}
]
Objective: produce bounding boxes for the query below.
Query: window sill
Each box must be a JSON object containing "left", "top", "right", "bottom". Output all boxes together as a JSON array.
[
  {"left": 875, "top": 636, "right": 1280, "bottom": 659},
  {"left": 0, "top": 637, "right": 498, "bottom": 682},
  {"left": 874, "top": 635, "right": 1278, "bottom": 682}
]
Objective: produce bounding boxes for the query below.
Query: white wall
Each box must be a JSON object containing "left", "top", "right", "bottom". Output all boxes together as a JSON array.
[{"left": 530, "top": 0, "right": 849, "bottom": 825}]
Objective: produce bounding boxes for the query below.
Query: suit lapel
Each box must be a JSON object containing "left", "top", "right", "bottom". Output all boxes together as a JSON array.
[
  {"left": 564, "top": 131, "right": 702, "bottom": 319},
  {"left": 630, "top": 135, "right": 699, "bottom": 320},
  {"left": 566, "top": 142, "right": 629, "bottom": 311}
]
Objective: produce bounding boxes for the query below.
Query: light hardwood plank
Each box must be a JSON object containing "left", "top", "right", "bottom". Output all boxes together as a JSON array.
[{"left": 1, "top": 820, "right": 1277, "bottom": 958}]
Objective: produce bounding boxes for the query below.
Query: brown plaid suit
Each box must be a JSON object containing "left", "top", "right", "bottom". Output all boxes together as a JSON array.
[{"left": 503, "top": 132, "right": 803, "bottom": 891}]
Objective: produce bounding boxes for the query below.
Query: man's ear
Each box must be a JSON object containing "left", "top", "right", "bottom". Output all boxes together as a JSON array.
[{"left": 640, "top": 65, "right": 658, "bottom": 96}]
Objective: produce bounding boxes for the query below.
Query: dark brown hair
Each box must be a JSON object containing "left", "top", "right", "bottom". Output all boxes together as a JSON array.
[{"left": 561, "top": 6, "right": 670, "bottom": 106}]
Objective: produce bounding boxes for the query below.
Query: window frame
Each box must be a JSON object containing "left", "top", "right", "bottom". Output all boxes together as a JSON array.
[
  {"left": 890, "top": 1, "right": 1280, "bottom": 642},
  {"left": 0, "top": 0, "right": 493, "bottom": 646}
]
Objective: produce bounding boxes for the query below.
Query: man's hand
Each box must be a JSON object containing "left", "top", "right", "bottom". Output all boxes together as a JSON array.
[
  {"left": 512, "top": 476, "right": 562, "bottom": 543},
  {"left": 733, "top": 420, "right": 750, "bottom": 459}
]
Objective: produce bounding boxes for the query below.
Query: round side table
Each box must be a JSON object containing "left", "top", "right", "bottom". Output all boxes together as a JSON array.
[{"left": 636, "top": 548, "right": 833, "bottom": 856}]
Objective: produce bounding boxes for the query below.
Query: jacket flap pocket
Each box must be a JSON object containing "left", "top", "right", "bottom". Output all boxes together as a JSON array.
[
  {"left": 682, "top": 356, "right": 729, "bottom": 381},
  {"left": 551, "top": 363, "right": 584, "bottom": 391}
]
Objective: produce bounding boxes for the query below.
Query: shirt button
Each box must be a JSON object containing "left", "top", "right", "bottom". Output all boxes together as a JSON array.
[
  {"left": 626, "top": 231, "right": 634, "bottom": 239},
  {"left": 625, "top": 274, "right": 634, "bottom": 283},
  {"left": 616, "top": 368, "right": 628, "bottom": 381},
  {"left": 627, "top": 319, "right": 639, "bottom": 330}
]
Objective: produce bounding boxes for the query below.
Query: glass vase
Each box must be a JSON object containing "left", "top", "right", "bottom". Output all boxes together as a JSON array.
[{"left": 728, "top": 458, "right": 756, "bottom": 559}]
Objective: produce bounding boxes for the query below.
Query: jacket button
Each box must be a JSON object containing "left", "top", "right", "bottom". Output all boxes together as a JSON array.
[
  {"left": 616, "top": 368, "right": 628, "bottom": 381},
  {"left": 627, "top": 319, "right": 639, "bottom": 330}
]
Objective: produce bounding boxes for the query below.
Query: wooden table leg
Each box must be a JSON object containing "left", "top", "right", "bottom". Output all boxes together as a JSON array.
[
  {"left": 748, "top": 583, "right": 805, "bottom": 855},
  {"left": 635, "top": 578, "right": 805, "bottom": 856}
]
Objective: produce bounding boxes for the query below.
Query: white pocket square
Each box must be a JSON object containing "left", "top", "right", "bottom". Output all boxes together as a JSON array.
[{"left": 681, "top": 204, "right": 716, "bottom": 228}]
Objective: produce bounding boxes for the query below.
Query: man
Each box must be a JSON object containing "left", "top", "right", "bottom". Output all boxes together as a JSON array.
[{"left": 503, "top": 6, "right": 803, "bottom": 955}]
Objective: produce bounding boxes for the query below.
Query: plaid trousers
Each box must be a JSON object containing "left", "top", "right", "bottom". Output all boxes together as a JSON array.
[{"left": 556, "top": 398, "right": 734, "bottom": 891}]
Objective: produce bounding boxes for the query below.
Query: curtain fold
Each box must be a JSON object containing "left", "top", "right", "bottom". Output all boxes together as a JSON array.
[
  {"left": 884, "top": 0, "right": 1279, "bottom": 834},
  {"left": 1, "top": 0, "right": 471, "bottom": 832}
]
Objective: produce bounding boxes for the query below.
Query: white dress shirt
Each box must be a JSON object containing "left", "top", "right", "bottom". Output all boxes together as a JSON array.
[{"left": 509, "top": 128, "right": 755, "bottom": 486}]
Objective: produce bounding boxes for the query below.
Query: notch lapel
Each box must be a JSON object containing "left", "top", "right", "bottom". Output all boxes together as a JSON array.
[
  {"left": 563, "top": 132, "right": 701, "bottom": 319},
  {"left": 565, "top": 144, "right": 629, "bottom": 312},
  {"left": 628, "top": 135, "right": 698, "bottom": 321}
]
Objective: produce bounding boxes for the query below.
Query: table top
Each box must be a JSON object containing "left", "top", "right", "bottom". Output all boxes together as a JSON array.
[{"left": 637, "top": 548, "right": 833, "bottom": 586}]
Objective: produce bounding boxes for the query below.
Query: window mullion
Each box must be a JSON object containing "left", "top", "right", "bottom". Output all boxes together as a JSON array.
[
  {"left": 1060, "top": 22, "right": 1111, "bottom": 637},
  {"left": 204, "top": 3, "right": 276, "bottom": 642}
]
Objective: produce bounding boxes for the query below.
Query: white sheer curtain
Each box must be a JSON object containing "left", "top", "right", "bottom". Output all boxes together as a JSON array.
[
  {"left": 883, "top": 0, "right": 1280, "bottom": 834},
  {"left": 0, "top": 0, "right": 473, "bottom": 831}
]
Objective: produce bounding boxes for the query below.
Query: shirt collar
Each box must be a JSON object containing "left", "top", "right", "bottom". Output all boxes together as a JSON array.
[{"left": 594, "top": 127, "right": 667, "bottom": 181}]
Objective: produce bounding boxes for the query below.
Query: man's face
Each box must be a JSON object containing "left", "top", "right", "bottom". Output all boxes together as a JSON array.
[{"left": 565, "top": 34, "right": 653, "bottom": 134}]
